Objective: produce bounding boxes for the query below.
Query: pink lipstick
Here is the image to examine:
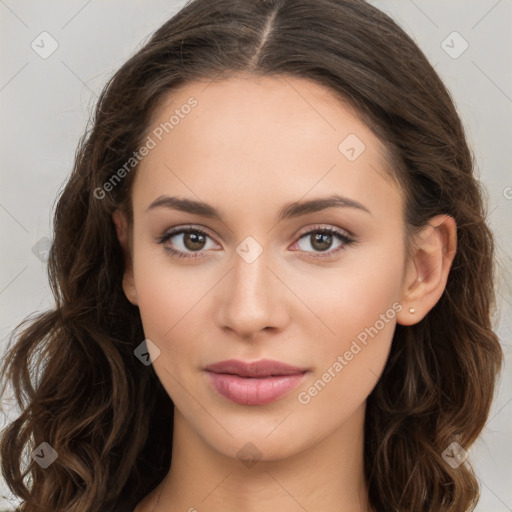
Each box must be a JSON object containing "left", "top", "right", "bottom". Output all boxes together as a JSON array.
[{"left": 204, "top": 358, "right": 309, "bottom": 406}]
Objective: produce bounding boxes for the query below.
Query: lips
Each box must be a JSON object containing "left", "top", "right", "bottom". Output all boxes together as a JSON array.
[
  {"left": 204, "top": 358, "right": 309, "bottom": 405},
  {"left": 204, "top": 358, "right": 309, "bottom": 377}
]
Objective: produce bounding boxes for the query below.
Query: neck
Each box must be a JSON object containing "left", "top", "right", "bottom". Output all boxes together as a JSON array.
[{"left": 136, "top": 402, "right": 373, "bottom": 512}]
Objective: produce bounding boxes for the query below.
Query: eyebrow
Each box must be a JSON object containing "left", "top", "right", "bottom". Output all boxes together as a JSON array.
[{"left": 145, "top": 193, "right": 371, "bottom": 221}]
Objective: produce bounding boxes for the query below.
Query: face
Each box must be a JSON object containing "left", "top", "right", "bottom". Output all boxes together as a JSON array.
[{"left": 117, "top": 74, "right": 409, "bottom": 462}]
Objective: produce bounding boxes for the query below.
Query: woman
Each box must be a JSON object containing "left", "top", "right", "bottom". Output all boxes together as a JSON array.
[{"left": 0, "top": 0, "right": 503, "bottom": 510}]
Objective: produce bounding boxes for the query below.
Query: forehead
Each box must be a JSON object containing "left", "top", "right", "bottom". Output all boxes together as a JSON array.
[
  {"left": 132, "top": 74, "right": 402, "bottom": 221},
  {"left": 145, "top": 73, "right": 379, "bottom": 159}
]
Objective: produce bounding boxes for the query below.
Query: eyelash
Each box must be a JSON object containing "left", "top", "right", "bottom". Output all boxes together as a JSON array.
[{"left": 157, "top": 224, "right": 356, "bottom": 261}]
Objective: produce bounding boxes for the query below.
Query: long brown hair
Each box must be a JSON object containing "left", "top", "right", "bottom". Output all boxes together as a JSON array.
[{"left": 0, "top": 0, "right": 503, "bottom": 510}]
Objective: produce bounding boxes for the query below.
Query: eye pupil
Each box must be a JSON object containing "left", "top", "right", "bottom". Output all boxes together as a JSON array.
[
  {"left": 184, "top": 232, "right": 206, "bottom": 251},
  {"left": 312, "top": 232, "right": 332, "bottom": 251}
]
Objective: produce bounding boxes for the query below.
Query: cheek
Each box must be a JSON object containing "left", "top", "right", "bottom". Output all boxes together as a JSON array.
[
  {"left": 292, "top": 239, "right": 404, "bottom": 406},
  {"left": 292, "top": 234, "right": 404, "bottom": 348},
  {"left": 134, "top": 264, "right": 208, "bottom": 404},
  {"left": 332, "top": 262, "right": 403, "bottom": 346},
  {"left": 294, "top": 292, "right": 400, "bottom": 439},
  {"left": 132, "top": 245, "right": 211, "bottom": 368}
]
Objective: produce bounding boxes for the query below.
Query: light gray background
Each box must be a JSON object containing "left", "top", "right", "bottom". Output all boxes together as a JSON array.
[{"left": 1, "top": 1, "right": 511, "bottom": 510}]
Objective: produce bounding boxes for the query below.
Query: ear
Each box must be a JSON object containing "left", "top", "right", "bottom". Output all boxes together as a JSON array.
[
  {"left": 112, "top": 208, "right": 138, "bottom": 306},
  {"left": 396, "top": 214, "right": 457, "bottom": 326}
]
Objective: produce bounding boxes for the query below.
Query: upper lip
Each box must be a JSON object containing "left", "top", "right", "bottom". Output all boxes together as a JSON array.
[{"left": 204, "top": 358, "right": 309, "bottom": 378}]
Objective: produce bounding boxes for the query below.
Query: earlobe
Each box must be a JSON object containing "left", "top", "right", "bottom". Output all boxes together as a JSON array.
[
  {"left": 396, "top": 214, "right": 457, "bottom": 326},
  {"left": 122, "top": 274, "right": 138, "bottom": 306},
  {"left": 112, "top": 209, "right": 138, "bottom": 306}
]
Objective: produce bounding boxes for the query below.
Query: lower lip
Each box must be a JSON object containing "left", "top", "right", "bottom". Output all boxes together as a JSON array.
[{"left": 205, "top": 371, "right": 308, "bottom": 405}]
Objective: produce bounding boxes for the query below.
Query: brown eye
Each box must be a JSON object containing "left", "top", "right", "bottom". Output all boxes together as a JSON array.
[
  {"left": 294, "top": 226, "right": 355, "bottom": 260},
  {"left": 158, "top": 227, "right": 218, "bottom": 260},
  {"left": 310, "top": 231, "right": 334, "bottom": 251},
  {"left": 182, "top": 231, "right": 207, "bottom": 251}
]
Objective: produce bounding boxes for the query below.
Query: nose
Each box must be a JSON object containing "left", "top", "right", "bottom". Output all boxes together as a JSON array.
[{"left": 214, "top": 244, "right": 289, "bottom": 339}]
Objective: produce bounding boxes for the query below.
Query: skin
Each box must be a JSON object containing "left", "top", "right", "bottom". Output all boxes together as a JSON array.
[{"left": 113, "top": 73, "right": 457, "bottom": 512}]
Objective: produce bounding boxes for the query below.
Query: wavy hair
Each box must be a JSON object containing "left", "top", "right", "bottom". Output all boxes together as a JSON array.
[{"left": 0, "top": 0, "right": 504, "bottom": 510}]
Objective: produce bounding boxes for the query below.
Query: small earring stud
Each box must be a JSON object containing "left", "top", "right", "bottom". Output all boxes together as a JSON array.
[{"left": 409, "top": 308, "right": 416, "bottom": 314}]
